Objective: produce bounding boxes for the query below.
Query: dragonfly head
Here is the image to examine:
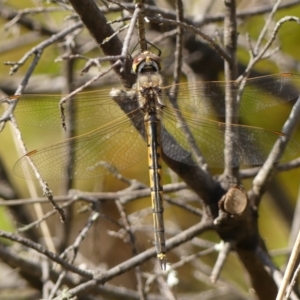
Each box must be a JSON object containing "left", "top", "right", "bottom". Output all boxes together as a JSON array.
[{"left": 132, "top": 51, "right": 161, "bottom": 74}]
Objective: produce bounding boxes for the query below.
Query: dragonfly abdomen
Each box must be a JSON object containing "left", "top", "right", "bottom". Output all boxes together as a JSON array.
[{"left": 145, "top": 113, "right": 167, "bottom": 269}]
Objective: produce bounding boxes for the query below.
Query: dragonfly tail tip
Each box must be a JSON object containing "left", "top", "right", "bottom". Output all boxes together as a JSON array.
[{"left": 158, "top": 254, "right": 167, "bottom": 271}]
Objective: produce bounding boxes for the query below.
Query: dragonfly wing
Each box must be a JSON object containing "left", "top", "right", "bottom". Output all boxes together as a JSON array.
[
  {"left": 162, "top": 73, "right": 300, "bottom": 117},
  {"left": 1, "top": 88, "right": 137, "bottom": 132},
  {"left": 13, "top": 114, "right": 146, "bottom": 180},
  {"left": 161, "top": 109, "right": 225, "bottom": 166},
  {"left": 4, "top": 74, "right": 299, "bottom": 131},
  {"left": 162, "top": 108, "right": 300, "bottom": 167}
]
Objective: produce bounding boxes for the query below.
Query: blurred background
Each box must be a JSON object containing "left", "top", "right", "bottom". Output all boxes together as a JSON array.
[{"left": 0, "top": 0, "right": 300, "bottom": 299}]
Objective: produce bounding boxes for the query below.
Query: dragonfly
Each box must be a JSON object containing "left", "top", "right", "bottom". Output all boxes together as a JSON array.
[{"left": 1, "top": 53, "right": 300, "bottom": 269}]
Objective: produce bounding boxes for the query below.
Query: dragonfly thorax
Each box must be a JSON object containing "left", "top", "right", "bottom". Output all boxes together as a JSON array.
[{"left": 137, "top": 72, "right": 164, "bottom": 114}]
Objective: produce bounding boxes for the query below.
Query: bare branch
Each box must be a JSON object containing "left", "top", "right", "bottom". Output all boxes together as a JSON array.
[{"left": 250, "top": 96, "right": 300, "bottom": 205}]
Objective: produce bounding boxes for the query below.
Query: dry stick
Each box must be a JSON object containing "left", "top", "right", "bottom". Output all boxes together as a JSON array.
[
  {"left": 244, "top": 50, "right": 300, "bottom": 297},
  {"left": 68, "top": 0, "right": 136, "bottom": 88},
  {"left": 251, "top": 95, "right": 300, "bottom": 206},
  {"left": 210, "top": 241, "right": 233, "bottom": 283},
  {"left": 87, "top": 1, "right": 300, "bottom": 28},
  {"left": 2, "top": 22, "right": 87, "bottom": 222},
  {"left": 0, "top": 230, "right": 94, "bottom": 278},
  {"left": 3, "top": 51, "right": 60, "bottom": 253},
  {"left": 240, "top": 158, "right": 300, "bottom": 180},
  {"left": 150, "top": 28, "right": 178, "bottom": 46},
  {"left": 106, "top": 0, "right": 133, "bottom": 13},
  {"left": 193, "top": 0, "right": 300, "bottom": 26},
  {"left": 1, "top": 1, "right": 298, "bottom": 37},
  {"left": 0, "top": 242, "right": 163, "bottom": 300},
  {"left": 5, "top": 21, "right": 83, "bottom": 75},
  {"left": 209, "top": 0, "right": 238, "bottom": 289},
  {"left": 240, "top": 16, "right": 300, "bottom": 80},
  {"left": 56, "top": 45, "right": 76, "bottom": 255},
  {"left": 108, "top": 16, "right": 132, "bottom": 25},
  {"left": 253, "top": 0, "right": 283, "bottom": 56},
  {"left": 280, "top": 231, "right": 300, "bottom": 299},
  {"left": 121, "top": 4, "right": 140, "bottom": 58},
  {"left": 222, "top": 0, "right": 238, "bottom": 179},
  {"left": 4, "top": 6, "right": 70, "bottom": 29},
  {"left": 56, "top": 54, "right": 125, "bottom": 74},
  {"left": 164, "top": 195, "right": 203, "bottom": 217},
  {"left": 52, "top": 220, "right": 213, "bottom": 298},
  {"left": 15, "top": 179, "right": 191, "bottom": 239},
  {"left": 48, "top": 211, "right": 100, "bottom": 299},
  {"left": 0, "top": 3, "right": 58, "bottom": 36},
  {"left": 136, "top": 0, "right": 147, "bottom": 52},
  {"left": 147, "top": 15, "right": 230, "bottom": 63},
  {"left": 115, "top": 199, "right": 146, "bottom": 300},
  {"left": 276, "top": 183, "right": 300, "bottom": 299},
  {"left": 3, "top": 187, "right": 203, "bottom": 239},
  {"left": 168, "top": 246, "right": 216, "bottom": 271},
  {"left": 41, "top": 258, "right": 52, "bottom": 299},
  {"left": 285, "top": 255, "right": 300, "bottom": 299},
  {"left": 236, "top": 14, "right": 292, "bottom": 119},
  {"left": 289, "top": 184, "right": 300, "bottom": 250},
  {"left": 0, "top": 182, "right": 188, "bottom": 206},
  {"left": 168, "top": 0, "right": 208, "bottom": 172},
  {"left": 17, "top": 199, "right": 76, "bottom": 233},
  {"left": 248, "top": 92, "right": 300, "bottom": 296},
  {"left": 172, "top": 0, "right": 184, "bottom": 93},
  {"left": 12, "top": 107, "right": 65, "bottom": 220},
  {"left": 2, "top": 187, "right": 202, "bottom": 237},
  {"left": 145, "top": 247, "right": 215, "bottom": 290},
  {"left": 254, "top": 246, "right": 299, "bottom": 300},
  {"left": 2, "top": 20, "right": 100, "bottom": 252},
  {"left": 59, "top": 60, "right": 122, "bottom": 130},
  {"left": 190, "top": 259, "right": 246, "bottom": 298},
  {"left": 102, "top": 23, "right": 130, "bottom": 45}
]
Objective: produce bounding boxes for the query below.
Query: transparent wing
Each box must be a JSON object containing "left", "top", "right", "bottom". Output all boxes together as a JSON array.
[
  {"left": 13, "top": 111, "right": 146, "bottom": 180},
  {"left": 162, "top": 107, "right": 300, "bottom": 167},
  {"left": 6, "top": 73, "right": 300, "bottom": 177},
  {"left": 1, "top": 73, "right": 299, "bottom": 132},
  {"left": 163, "top": 73, "right": 300, "bottom": 117},
  {"left": 0, "top": 87, "right": 135, "bottom": 131}
]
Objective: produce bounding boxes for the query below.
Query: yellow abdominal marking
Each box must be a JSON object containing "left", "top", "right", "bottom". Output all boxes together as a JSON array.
[{"left": 157, "top": 252, "right": 166, "bottom": 260}]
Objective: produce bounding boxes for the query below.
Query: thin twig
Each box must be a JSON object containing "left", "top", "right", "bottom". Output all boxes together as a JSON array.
[
  {"left": 5, "top": 21, "right": 83, "bottom": 75},
  {"left": 240, "top": 158, "right": 300, "bottom": 179},
  {"left": 285, "top": 257, "right": 300, "bottom": 299},
  {"left": 222, "top": 0, "right": 238, "bottom": 178},
  {"left": 254, "top": 0, "right": 283, "bottom": 55},
  {"left": 241, "top": 16, "right": 300, "bottom": 79},
  {"left": 255, "top": 246, "right": 299, "bottom": 300},
  {"left": 0, "top": 182, "right": 188, "bottom": 206},
  {"left": 59, "top": 60, "right": 121, "bottom": 130},
  {"left": 251, "top": 96, "right": 300, "bottom": 205},
  {"left": 115, "top": 199, "right": 146, "bottom": 300},
  {"left": 52, "top": 220, "right": 213, "bottom": 298},
  {"left": 4, "top": 6, "right": 70, "bottom": 29},
  {"left": 17, "top": 199, "right": 76, "bottom": 233},
  {"left": 0, "top": 243, "right": 162, "bottom": 300},
  {"left": 210, "top": 241, "right": 233, "bottom": 283},
  {"left": 167, "top": 0, "right": 208, "bottom": 172},
  {"left": 146, "top": 15, "right": 231, "bottom": 62},
  {"left": 121, "top": 4, "right": 140, "bottom": 59},
  {"left": 0, "top": 230, "right": 94, "bottom": 278},
  {"left": 3, "top": 49, "right": 65, "bottom": 246},
  {"left": 48, "top": 211, "right": 100, "bottom": 299}
]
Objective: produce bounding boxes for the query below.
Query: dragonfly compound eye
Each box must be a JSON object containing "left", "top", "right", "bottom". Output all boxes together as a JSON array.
[{"left": 132, "top": 51, "right": 161, "bottom": 74}]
